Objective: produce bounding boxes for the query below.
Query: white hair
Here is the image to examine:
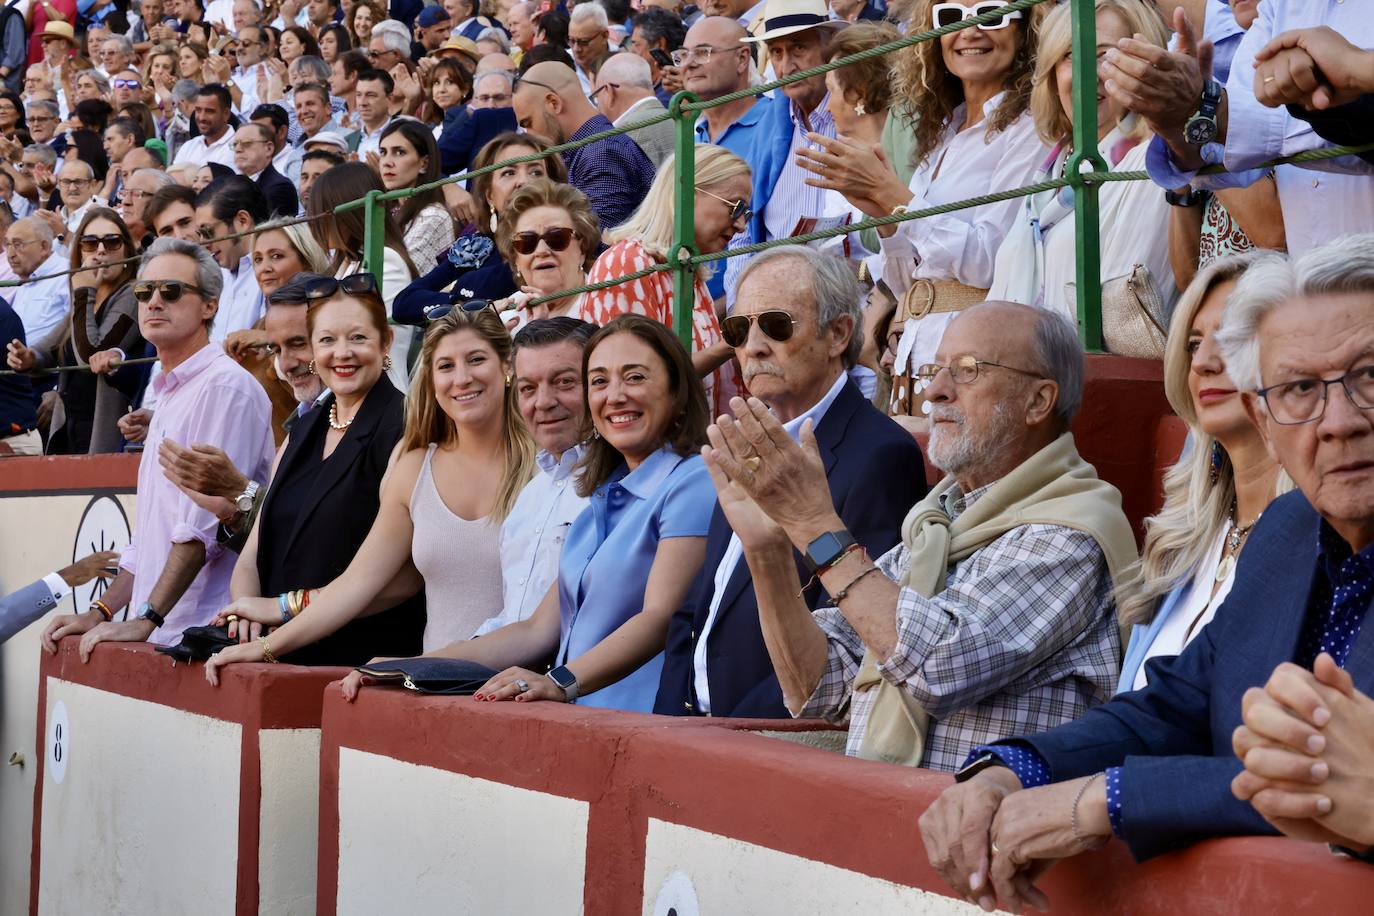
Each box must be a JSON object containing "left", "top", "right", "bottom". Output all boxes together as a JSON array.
[
  {"left": 59, "top": 159, "right": 95, "bottom": 180},
  {"left": 102, "top": 35, "right": 134, "bottom": 55},
  {"left": 570, "top": 2, "right": 609, "bottom": 30},
  {"left": 596, "top": 51, "right": 653, "bottom": 90},
  {"left": 1217, "top": 234, "right": 1374, "bottom": 392},
  {"left": 370, "top": 19, "right": 413, "bottom": 56},
  {"left": 13, "top": 215, "right": 54, "bottom": 243},
  {"left": 140, "top": 237, "right": 225, "bottom": 301},
  {"left": 476, "top": 27, "right": 511, "bottom": 52}
]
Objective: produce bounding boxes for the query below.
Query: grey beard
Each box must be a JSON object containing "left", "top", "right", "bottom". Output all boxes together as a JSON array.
[{"left": 927, "top": 401, "right": 1021, "bottom": 476}]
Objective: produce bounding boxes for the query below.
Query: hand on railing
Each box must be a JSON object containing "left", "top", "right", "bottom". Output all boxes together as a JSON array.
[{"left": 87, "top": 349, "right": 123, "bottom": 375}]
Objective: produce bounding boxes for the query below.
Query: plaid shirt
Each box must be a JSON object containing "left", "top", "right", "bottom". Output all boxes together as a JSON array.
[
  {"left": 563, "top": 114, "right": 656, "bottom": 230},
  {"left": 798, "top": 484, "right": 1121, "bottom": 771}
]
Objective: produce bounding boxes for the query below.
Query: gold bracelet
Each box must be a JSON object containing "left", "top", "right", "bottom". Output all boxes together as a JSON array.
[
  {"left": 288, "top": 589, "right": 303, "bottom": 618},
  {"left": 831, "top": 564, "right": 883, "bottom": 604},
  {"left": 260, "top": 637, "right": 278, "bottom": 664},
  {"left": 90, "top": 599, "right": 113, "bottom": 622}
]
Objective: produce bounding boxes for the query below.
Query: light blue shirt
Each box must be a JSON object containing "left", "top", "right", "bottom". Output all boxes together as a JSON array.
[
  {"left": 11, "top": 253, "right": 70, "bottom": 345},
  {"left": 556, "top": 447, "right": 714, "bottom": 712}
]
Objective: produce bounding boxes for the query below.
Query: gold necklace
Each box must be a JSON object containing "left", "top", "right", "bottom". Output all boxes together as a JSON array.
[
  {"left": 1214, "top": 506, "right": 1261, "bottom": 583},
  {"left": 328, "top": 402, "right": 355, "bottom": 431}
]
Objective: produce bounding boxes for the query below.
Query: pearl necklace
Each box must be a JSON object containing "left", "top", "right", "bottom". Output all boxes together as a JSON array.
[{"left": 328, "top": 402, "right": 356, "bottom": 430}]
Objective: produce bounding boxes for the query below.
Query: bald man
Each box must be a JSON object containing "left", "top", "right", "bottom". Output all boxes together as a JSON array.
[
  {"left": 512, "top": 61, "right": 655, "bottom": 229},
  {"left": 592, "top": 53, "right": 674, "bottom": 168}
]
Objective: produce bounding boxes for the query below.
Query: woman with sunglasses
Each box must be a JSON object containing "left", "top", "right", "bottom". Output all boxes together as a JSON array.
[
  {"left": 393, "top": 132, "right": 567, "bottom": 326},
  {"left": 5, "top": 208, "right": 145, "bottom": 454},
  {"left": 585, "top": 144, "right": 748, "bottom": 417},
  {"left": 796, "top": 0, "right": 1047, "bottom": 420},
  {"left": 205, "top": 305, "right": 537, "bottom": 679},
  {"left": 378, "top": 119, "right": 457, "bottom": 275},
  {"left": 210, "top": 271, "right": 427, "bottom": 665},
  {"left": 337, "top": 315, "right": 715, "bottom": 712},
  {"left": 309, "top": 162, "right": 418, "bottom": 388},
  {"left": 492, "top": 178, "right": 601, "bottom": 328}
]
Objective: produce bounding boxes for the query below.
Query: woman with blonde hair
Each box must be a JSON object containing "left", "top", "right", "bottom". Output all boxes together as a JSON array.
[
  {"left": 989, "top": 0, "right": 1177, "bottom": 340},
  {"left": 1116, "top": 252, "right": 1285, "bottom": 691},
  {"left": 206, "top": 305, "right": 537, "bottom": 679},
  {"left": 797, "top": 0, "right": 1048, "bottom": 420},
  {"left": 584, "top": 144, "right": 750, "bottom": 416}
]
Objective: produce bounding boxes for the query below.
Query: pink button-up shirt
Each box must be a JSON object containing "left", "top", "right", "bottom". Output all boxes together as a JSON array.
[{"left": 119, "top": 343, "right": 273, "bottom": 645}]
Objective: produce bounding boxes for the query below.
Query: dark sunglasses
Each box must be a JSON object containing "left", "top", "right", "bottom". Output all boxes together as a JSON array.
[
  {"left": 132, "top": 279, "right": 205, "bottom": 303},
  {"left": 113, "top": 78, "right": 142, "bottom": 90},
  {"left": 720, "top": 310, "right": 800, "bottom": 348},
  {"left": 422, "top": 299, "right": 498, "bottom": 321},
  {"left": 79, "top": 233, "right": 124, "bottom": 253},
  {"left": 302, "top": 272, "right": 380, "bottom": 301},
  {"left": 511, "top": 227, "right": 574, "bottom": 256}
]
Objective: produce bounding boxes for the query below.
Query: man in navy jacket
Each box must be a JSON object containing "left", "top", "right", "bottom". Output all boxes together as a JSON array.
[
  {"left": 655, "top": 246, "right": 926, "bottom": 718},
  {"left": 918, "top": 237, "right": 1374, "bottom": 911}
]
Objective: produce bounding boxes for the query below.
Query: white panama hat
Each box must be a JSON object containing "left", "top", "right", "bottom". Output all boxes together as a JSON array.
[{"left": 741, "top": 0, "right": 847, "bottom": 43}]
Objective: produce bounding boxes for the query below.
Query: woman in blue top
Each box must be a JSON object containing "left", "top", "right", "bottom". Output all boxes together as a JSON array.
[{"left": 340, "top": 314, "right": 716, "bottom": 712}]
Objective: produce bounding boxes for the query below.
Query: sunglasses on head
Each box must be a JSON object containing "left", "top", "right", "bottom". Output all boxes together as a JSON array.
[
  {"left": 511, "top": 227, "right": 574, "bottom": 256},
  {"left": 132, "top": 279, "right": 204, "bottom": 303},
  {"left": 79, "top": 233, "right": 123, "bottom": 253},
  {"left": 302, "top": 272, "right": 381, "bottom": 301},
  {"left": 932, "top": 1, "right": 1023, "bottom": 31},
  {"left": 720, "top": 310, "right": 800, "bottom": 348},
  {"left": 422, "top": 299, "right": 498, "bottom": 321}
]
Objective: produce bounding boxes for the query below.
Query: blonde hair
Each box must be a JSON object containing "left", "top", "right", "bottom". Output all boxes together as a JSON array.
[
  {"left": 254, "top": 218, "right": 330, "bottom": 275},
  {"left": 889, "top": 0, "right": 1044, "bottom": 167},
  {"left": 604, "top": 144, "right": 750, "bottom": 281},
  {"left": 1030, "top": 0, "right": 1168, "bottom": 146},
  {"left": 1120, "top": 252, "right": 1290, "bottom": 625},
  {"left": 400, "top": 308, "right": 536, "bottom": 523}
]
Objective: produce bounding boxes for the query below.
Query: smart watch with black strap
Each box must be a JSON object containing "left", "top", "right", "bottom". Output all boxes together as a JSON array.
[{"left": 802, "top": 529, "right": 858, "bottom": 575}]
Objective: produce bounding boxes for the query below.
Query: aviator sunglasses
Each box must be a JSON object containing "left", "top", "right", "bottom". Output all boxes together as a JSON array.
[
  {"left": 511, "top": 227, "right": 575, "bottom": 256},
  {"left": 720, "top": 310, "right": 800, "bottom": 348},
  {"left": 132, "top": 279, "right": 205, "bottom": 303}
]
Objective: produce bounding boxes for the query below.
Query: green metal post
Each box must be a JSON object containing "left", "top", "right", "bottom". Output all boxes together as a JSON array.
[
  {"left": 362, "top": 189, "right": 387, "bottom": 298},
  {"left": 668, "top": 91, "right": 699, "bottom": 352},
  {"left": 1066, "top": 0, "right": 1108, "bottom": 352}
]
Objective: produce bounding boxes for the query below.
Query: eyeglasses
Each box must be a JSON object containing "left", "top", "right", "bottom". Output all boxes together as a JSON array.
[
  {"left": 58, "top": 178, "right": 90, "bottom": 188},
  {"left": 696, "top": 185, "right": 751, "bottom": 224},
  {"left": 568, "top": 35, "right": 602, "bottom": 49},
  {"left": 720, "top": 310, "right": 800, "bottom": 348},
  {"left": 2, "top": 237, "right": 40, "bottom": 252},
  {"left": 133, "top": 279, "right": 205, "bottom": 303},
  {"left": 914, "top": 355, "right": 1042, "bottom": 385},
  {"left": 79, "top": 233, "right": 124, "bottom": 253},
  {"left": 931, "top": 2, "right": 1024, "bottom": 31},
  {"left": 302, "top": 272, "right": 381, "bottom": 301},
  {"left": 231, "top": 139, "right": 270, "bottom": 151},
  {"left": 671, "top": 45, "right": 741, "bottom": 67},
  {"left": 118, "top": 187, "right": 155, "bottom": 203},
  {"left": 1256, "top": 364, "right": 1374, "bottom": 425},
  {"left": 28, "top": 114, "right": 57, "bottom": 124},
  {"left": 112, "top": 78, "right": 141, "bottom": 90},
  {"left": 515, "top": 76, "right": 558, "bottom": 95},
  {"left": 473, "top": 92, "right": 512, "bottom": 105},
  {"left": 511, "top": 227, "right": 575, "bottom": 255},
  {"left": 589, "top": 82, "right": 618, "bottom": 100},
  {"left": 423, "top": 299, "right": 498, "bottom": 321}
]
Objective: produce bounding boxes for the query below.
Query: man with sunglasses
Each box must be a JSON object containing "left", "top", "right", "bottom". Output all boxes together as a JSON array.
[
  {"left": 918, "top": 238, "right": 1374, "bottom": 911},
  {"left": 41, "top": 238, "right": 273, "bottom": 656},
  {"left": 656, "top": 246, "right": 926, "bottom": 720},
  {"left": 512, "top": 61, "right": 654, "bottom": 229}
]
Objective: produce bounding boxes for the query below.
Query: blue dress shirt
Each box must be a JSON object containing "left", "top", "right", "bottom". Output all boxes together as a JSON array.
[{"left": 555, "top": 447, "right": 714, "bottom": 712}]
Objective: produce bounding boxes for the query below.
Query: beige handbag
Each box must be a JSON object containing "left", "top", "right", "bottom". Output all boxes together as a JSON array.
[{"left": 1066, "top": 264, "right": 1168, "bottom": 359}]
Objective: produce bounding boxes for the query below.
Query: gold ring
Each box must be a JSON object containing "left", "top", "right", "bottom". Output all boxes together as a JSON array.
[
  {"left": 227, "top": 614, "right": 239, "bottom": 624},
  {"left": 743, "top": 456, "right": 762, "bottom": 473}
]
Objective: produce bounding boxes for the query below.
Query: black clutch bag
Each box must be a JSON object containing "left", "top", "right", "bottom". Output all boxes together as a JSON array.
[
  {"left": 155, "top": 625, "right": 238, "bottom": 663},
  {"left": 355, "top": 657, "right": 498, "bottom": 695}
]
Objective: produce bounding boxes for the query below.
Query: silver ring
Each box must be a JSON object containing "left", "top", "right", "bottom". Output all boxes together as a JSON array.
[
  {"left": 991, "top": 842, "right": 1001, "bottom": 855},
  {"left": 515, "top": 678, "right": 530, "bottom": 693}
]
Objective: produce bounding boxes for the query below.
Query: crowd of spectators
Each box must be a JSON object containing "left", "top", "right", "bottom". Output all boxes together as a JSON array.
[{"left": 1, "top": 0, "right": 1374, "bottom": 900}]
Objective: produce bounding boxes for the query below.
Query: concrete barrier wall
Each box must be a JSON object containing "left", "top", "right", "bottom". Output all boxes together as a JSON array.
[
  {"left": 30, "top": 642, "right": 345, "bottom": 916},
  {"left": 318, "top": 688, "right": 1374, "bottom": 916}
]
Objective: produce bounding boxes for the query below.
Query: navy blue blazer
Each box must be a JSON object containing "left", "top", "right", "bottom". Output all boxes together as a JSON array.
[
  {"left": 1017, "top": 490, "right": 1374, "bottom": 861},
  {"left": 654, "top": 378, "right": 928, "bottom": 718}
]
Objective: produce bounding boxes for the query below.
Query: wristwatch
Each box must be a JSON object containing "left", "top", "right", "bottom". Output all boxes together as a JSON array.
[
  {"left": 546, "top": 665, "right": 578, "bottom": 702},
  {"left": 137, "top": 602, "right": 166, "bottom": 629},
  {"left": 954, "top": 752, "right": 1008, "bottom": 784},
  {"left": 1164, "top": 187, "right": 1203, "bottom": 208},
  {"left": 802, "top": 529, "right": 857, "bottom": 574},
  {"left": 1184, "top": 78, "right": 1223, "bottom": 145},
  {"left": 234, "top": 480, "right": 260, "bottom": 515}
]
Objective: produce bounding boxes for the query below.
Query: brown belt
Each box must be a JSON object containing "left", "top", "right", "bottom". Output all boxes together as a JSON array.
[{"left": 896, "top": 279, "right": 989, "bottom": 322}]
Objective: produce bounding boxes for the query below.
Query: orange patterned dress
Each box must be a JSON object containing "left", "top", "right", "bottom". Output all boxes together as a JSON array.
[{"left": 583, "top": 239, "right": 740, "bottom": 416}]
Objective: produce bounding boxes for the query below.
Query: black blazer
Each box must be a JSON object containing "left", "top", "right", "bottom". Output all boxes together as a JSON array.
[
  {"left": 254, "top": 376, "right": 425, "bottom": 666},
  {"left": 255, "top": 163, "right": 300, "bottom": 218},
  {"left": 654, "top": 378, "right": 929, "bottom": 718}
]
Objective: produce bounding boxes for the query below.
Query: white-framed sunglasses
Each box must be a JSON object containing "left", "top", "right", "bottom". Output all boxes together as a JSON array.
[{"left": 932, "top": 1, "right": 1024, "bottom": 31}]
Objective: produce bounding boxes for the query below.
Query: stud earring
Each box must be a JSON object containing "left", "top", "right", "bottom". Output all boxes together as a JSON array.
[
  {"left": 308, "top": 360, "right": 316, "bottom": 375},
  {"left": 854, "top": 101, "right": 866, "bottom": 116}
]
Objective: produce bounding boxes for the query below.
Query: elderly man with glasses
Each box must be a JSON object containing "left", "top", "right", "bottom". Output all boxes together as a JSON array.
[
  {"left": 704, "top": 298, "right": 1136, "bottom": 770},
  {"left": 918, "top": 235, "right": 1374, "bottom": 912}
]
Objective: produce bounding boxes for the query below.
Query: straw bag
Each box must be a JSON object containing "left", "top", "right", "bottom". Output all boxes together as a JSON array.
[{"left": 1067, "top": 264, "right": 1168, "bottom": 359}]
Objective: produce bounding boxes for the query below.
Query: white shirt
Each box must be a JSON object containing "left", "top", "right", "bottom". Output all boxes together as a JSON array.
[
  {"left": 880, "top": 95, "right": 1047, "bottom": 379},
  {"left": 356, "top": 121, "right": 390, "bottom": 159},
  {"left": 232, "top": 62, "right": 267, "bottom": 117},
  {"left": 1145, "top": 0, "right": 1374, "bottom": 254},
  {"left": 693, "top": 370, "right": 848, "bottom": 713},
  {"left": 172, "top": 126, "right": 238, "bottom": 170},
  {"left": 11, "top": 252, "right": 70, "bottom": 344},
  {"left": 61, "top": 198, "right": 97, "bottom": 236},
  {"left": 203, "top": 0, "right": 238, "bottom": 29},
  {"left": 210, "top": 255, "right": 266, "bottom": 344},
  {"left": 273, "top": 143, "right": 303, "bottom": 187},
  {"left": 1134, "top": 527, "right": 1234, "bottom": 690},
  {"left": 476, "top": 446, "right": 590, "bottom": 636}
]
